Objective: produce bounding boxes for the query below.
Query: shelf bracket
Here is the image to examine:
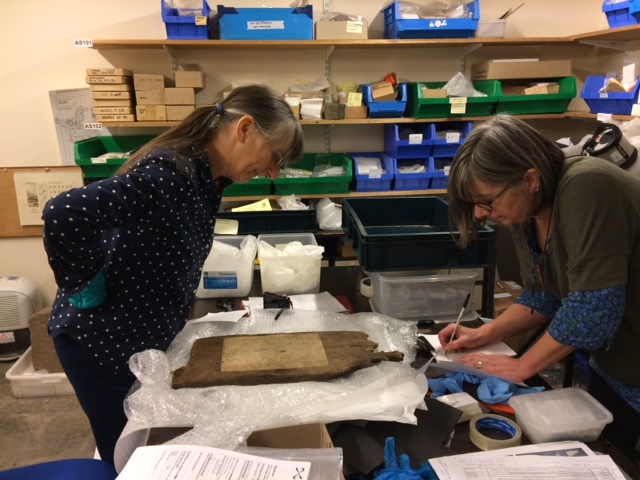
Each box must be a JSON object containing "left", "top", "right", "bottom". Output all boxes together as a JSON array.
[
  {"left": 578, "top": 40, "right": 629, "bottom": 52},
  {"left": 323, "top": 0, "right": 331, "bottom": 14},
  {"left": 323, "top": 124, "right": 334, "bottom": 153},
  {"left": 459, "top": 44, "right": 482, "bottom": 72}
]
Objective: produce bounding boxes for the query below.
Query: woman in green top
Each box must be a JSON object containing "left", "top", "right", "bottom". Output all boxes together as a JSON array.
[{"left": 438, "top": 114, "right": 640, "bottom": 462}]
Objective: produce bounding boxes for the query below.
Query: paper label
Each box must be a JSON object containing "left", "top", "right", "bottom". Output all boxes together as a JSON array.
[
  {"left": 428, "top": 19, "right": 448, "bottom": 28},
  {"left": 446, "top": 132, "right": 461, "bottom": 143},
  {"left": 599, "top": 93, "right": 610, "bottom": 99},
  {"left": 368, "top": 169, "right": 382, "bottom": 179},
  {"left": 214, "top": 219, "right": 239, "bottom": 235},
  {"left": 409, "top": 133, "right": 423, "bottom": 144},
  {"left": 74, "top": 39, "right": 93, "bottom": 47},
  {"left": 84, "top": 123, "right": 103, "bottom": 130},
  {"left": 248, "top": 20, "right": 285, "bottom": 30},
  {"left": 0, "top": 331, "right": 15, "bottom": 344},
  {"left": 346, "top": 21, "right": 364, "bottom": 33},
  {"left": 597, "top": 112, "right": 613, "bottom": 122},
  {"left": 195, "top": 16, "right": 207, "bottom": 26},
  {"left": 450, "top": 97, "right": 467, "bottom": 114},
  {"left": 347, "top": 92, "right": 363, "bottom": 107},
  {"left": 91, "top": 157, "right": 108, "bottom": 164},
  {"left": 203, "top": 271, "right": 238, "bottom": 290}
]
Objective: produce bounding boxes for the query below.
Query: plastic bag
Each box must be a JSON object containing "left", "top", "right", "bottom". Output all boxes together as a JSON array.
[
  {"left": 316, "top": 198, "right": 342, "bottom": 231},
  {"left": 443, "top": 72, "right": 487, "bottom": 97},
  {"left": 277, "top": 195, "right": 309, "bottom": 210}
]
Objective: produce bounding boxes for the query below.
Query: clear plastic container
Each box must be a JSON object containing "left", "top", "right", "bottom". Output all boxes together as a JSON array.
[
  {"left": 196, "top": 235, "right": 257, "bottom": 298},
  {"left": 508, "top": 387, "right": 613, "bottom": 444},
  {"left": 368, "top": 270, "right": 477, "bottom": 320},
  {"left": 257, "top": 233, "right": 322, "bottom": 295}
]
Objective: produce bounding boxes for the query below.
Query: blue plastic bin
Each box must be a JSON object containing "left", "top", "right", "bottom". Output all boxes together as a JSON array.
[
  {"left": 362, "top": 83, "right": 408, "bottom": 118},
  {"left": 430, "top": 122, "right": 472, "bottom": 157},
  {"left": 349, "top": 152, "right": 395, "bottom": 192},
  {"left": 383, "top": 0, "right": 479, "bottom": 39},
  {"left": 384, "top": 124, "right": 433, "bottom": 159},
  {"left": 581, "top": 75, "right": 640, "bottom": 114},
  {"left": 217, "top": 5, "right": 313, "bottom": 40},
  {"left": 603, "top": 0, "right": 638, "bottom": 28},
  {"left": 430, "top": 157, "right": 453, "bottom": 190},
  {"left": 394, "top": 158, "right": 432, "bottom": 191},
  {"left": 631, "top": 0, "right": 640, "bottom": 21},
  {"left": 162, "top": 0, "right": 211, "bottom": 40}
]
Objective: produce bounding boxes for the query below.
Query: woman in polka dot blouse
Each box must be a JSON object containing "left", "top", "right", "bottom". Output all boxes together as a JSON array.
[{"left": 42, "top": 84, "right": 304, "bottom": 465}]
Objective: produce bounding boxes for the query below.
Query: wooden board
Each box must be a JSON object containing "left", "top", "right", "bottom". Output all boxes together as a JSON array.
[
  {"left": 0, "top": 166, "right": 82, "bottom": 238},
  {"left": 171, "top": 331, "right": 404, "bottom": 389}
]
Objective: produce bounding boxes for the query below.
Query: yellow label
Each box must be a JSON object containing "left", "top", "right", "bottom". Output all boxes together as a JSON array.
[
  {"left": 449, "top": 97, "right": 467, "bottom": 114},
  {"left": 231, "top": 198, "right": 272, "bottom": 212},
  {"left": 347, "top": 92, "right": 363, "bottom": 107},
  {"left": 346, "top": 21, "right": 364, "bottom": 34},
  {"left": 195, "top": 16, "right": 207, "bottom": 26},
  {"left": 214, "top": 219, "right": 239, "bottom": 235}
]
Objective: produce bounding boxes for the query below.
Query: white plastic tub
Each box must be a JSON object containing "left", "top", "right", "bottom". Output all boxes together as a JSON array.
[
  {"left": 196, "top": 235, "right": 257, "bottom": 298},
  {"left": 5, "top": 347, "right": 74, "bottom": 397}
]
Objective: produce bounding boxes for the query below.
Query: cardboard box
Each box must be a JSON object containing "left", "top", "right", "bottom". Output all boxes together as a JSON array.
[
  {"left": 494, "top": 281, "right": 523, "bottom": 318},
  {"left": 85, "top": 75, "right": 133, "bottom": 84},
  {"left": 166, "top": 105, "right": 195, "bottom": 121},
  {"left": 290, "top": 105, "right": 300, "bottom": 120},
  {"left": 470, "top": 60, "right": 572, "bottom": 80},
  {"left": 369, "top": 80, "right": 396, "bottom": 101},
  {"left": 164, "top": 87, "right": 196, "bottom": 105},
  {"left": 315, "top": 20, "right": 368, "bottom": 40},
  {"left": 336, "top": 238, "right": 355, "bottom": 258},
  {"left": 92, "top": 91, "right": 133, "bottom": 100},
  {"left": 90, "top": 84, "right": 133, "bottom": 92},
  {"left": 344, "top": 105, "right": 368, "bottom": 119},
  {"left": 524, "top": 83, "right": 560, "bottom": 95},
  {"left": 92, "top": 99, "right": 134, "bottom": 107},
  {"left": 93, "top": 106, "right": 135, "bottom": 115},
  {"left": 134, "top": 73, "right": 168, "bottom": 91},
  {"left": 136, "top": 105, "right": 167, "bottom": 121},
  {"left": 175, "top": 71, "right": 205, "bottom": 89},
  {"left": 86, "top": 67, "right": 132, "bottom": 76},
  {"left": 420, "top": 85, "right": 447, "bottom": 98},
  {"left": 28, "top": 307, "right": 63, "bottom": 374},
  {"left": 136, "top": 89, "right": 165, "bottom": 105},
  {"left": 95, "top": 114, "right": 136, "bottom": 122}
]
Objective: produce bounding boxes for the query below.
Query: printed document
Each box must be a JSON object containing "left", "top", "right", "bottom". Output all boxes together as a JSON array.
[{"left": 116, "top": 444, "right": 310, "bottom": 480}]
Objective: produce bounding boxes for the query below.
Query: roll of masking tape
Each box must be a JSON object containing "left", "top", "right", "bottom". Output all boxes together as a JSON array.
[
  {"left": 360, "top": 277, "right": 373, "bottom": 297},
  {"left": 469, "top": 414, "right": 522, "bottom": 451}
]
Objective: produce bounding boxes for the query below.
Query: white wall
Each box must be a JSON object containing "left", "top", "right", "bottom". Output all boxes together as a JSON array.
[{"left": 0, "top": 0, "right": 610, "bottom": 306}]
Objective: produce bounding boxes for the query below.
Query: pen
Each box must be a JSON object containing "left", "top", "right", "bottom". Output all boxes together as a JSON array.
[{"left": 446, "top": 293, "right": 471, "bottom": 356}]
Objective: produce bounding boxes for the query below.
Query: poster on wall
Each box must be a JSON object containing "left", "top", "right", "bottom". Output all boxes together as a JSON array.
[
  {"left": 13, "top": 171, "right": 84, "bottom": 226},
  {"left": 49, "top": 88, "right": 110, "bottom": 165}
]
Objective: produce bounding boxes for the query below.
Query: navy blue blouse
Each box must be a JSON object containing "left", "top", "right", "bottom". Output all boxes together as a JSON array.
[{"left": 43, "top": 149, "right": 230, "bottom": 371}]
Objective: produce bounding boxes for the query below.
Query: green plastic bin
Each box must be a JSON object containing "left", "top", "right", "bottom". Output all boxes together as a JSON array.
[
  {"left": 222, "top": 177, "right": 272, "bottom": 197},
  {"left": 407, "top": 80, "right": 500, "bottom": 118},
  {"left": 74, "top": 135, "right": 155, "bottom": 180},
  {"left": 495, "top": 77, "right": 577, "bottom": 115},
  {"left": 273, "top": 153, "right": 353, "bottom": 195}
]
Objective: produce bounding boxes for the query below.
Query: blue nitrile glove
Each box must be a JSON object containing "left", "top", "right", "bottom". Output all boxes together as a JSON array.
[
  {"left": 428, "top": 372, "right": 481, "bottom": 398},
  {"left": 477, "top": 377, "right": 545, "bottom": 404},
  {"left": 372, "top": 437, "right": 435, "bottom": 480},
  {"left": 69, "top": 271, "right": 106, "bottom": 309}
]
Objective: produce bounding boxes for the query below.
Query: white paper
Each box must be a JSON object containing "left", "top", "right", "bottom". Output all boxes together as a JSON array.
[
  {"left": 247, "top": 291, "right": 348, "bottom": 314},
  {"left": 116, "top": 444, "right": 311, "bottom": 480},
  {"left": 419, "top": 334, "right": 516, "bottom": 362},
  {"left": 289, "top": 76, "right": 331, "bottom": 93},
  {"left": 430, "top": 441, "right": 627, "bottom": 480}
]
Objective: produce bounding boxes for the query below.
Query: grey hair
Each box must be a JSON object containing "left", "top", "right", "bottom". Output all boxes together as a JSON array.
[
  {"left": 116, "top": 84, "right": 304, "bottom": 176},
  {"left": 448, "top": 115, "right": 565, "bottom": 247}
]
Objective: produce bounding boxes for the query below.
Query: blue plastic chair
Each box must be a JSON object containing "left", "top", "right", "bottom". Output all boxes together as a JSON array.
[{"left": 0, "top": 459, "right": 117, "bottom": 480}]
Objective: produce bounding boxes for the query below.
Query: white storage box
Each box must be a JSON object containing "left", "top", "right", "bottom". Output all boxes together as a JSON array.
[
  {"left": 368, "top": 270, "right": 477, "bottom": 321},
  {"left": 5, "top": 347, "right": 74, "bottom": 397},
  {"left": 475, "top": 20, "right": 506, "bottom": 38},
  {"left": 508, "top": 387, "right": 613, "bottom": 444},
  {"left": 196, "top": 235, "right": 257, "bottom": 298},
  {"left": 258, "top": 233, "right": 322, "bottom": 295}
]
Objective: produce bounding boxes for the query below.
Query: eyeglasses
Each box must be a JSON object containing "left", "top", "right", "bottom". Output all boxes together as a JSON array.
[{"left": 473, "top": 184, "right": 512, "bottom": 212}]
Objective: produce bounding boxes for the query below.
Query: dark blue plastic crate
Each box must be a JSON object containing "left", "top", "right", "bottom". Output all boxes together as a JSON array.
[
  {"left": 384, "top": 124, "right": 433, "bottom": 159},
  {"left": 581, "top": 75, "right": 640, "bottom": 114},
  {"left": 603, "top": 0, "right": 638, "bottom": 28},
  {"left": 217, "top": 5, "right": 313, "bottom": 40},
  {"left": 430, "top": 157, "right": 453, "bottom": 190},
  {"left": 342, "top": 196, "right": 496, "bottom": 271},
  {"left": 162, "top": 0, "right": 211, "bottom": 40},
  {"left": 383, "top": 0, "right": 479, "bottom": 39},
  {"left": 394, "top": 158, "right": 432, "bottom": 191},
  {"left": 430, "top": 122, "right": 472, "bottom": 158},
  {"left": 217, "top": 203, "right": 316, "bottom": 234},
  {"left": 361, "top": 83, "right": 408, "bottom": 118},
  {"left": 349, "top": 152, "right": 395, "bottom": 192}
]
